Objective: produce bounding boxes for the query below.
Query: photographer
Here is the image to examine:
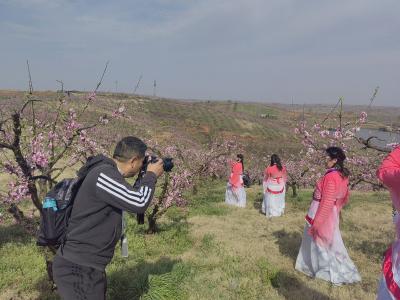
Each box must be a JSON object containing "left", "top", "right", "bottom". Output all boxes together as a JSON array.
[{"left": 52, "top": 136, "right": 164, "bottom": 300}]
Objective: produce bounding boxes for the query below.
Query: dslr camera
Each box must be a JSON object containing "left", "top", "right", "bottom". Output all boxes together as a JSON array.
[
  {"left": 136, "top": 155, "right": 174, "bottom": 224},
  {"left": 142, "top": 155, "right": 174, "bottom": 173}
]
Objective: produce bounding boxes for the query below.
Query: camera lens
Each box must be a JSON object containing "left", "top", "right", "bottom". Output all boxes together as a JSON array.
[{"left": 162, "top": 157, "right": 174, "bottom": 172}]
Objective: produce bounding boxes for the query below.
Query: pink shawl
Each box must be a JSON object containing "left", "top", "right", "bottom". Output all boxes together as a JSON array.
[
  {"left": 229, "top": 161, "right": 243, "bottom": 188},
  {"left": 264, "top": 165, "right": 287, "bottom": 183},
  {"left": 377, "top": 146, "right": 400, "bottom": 211},
  {"left": 308, "top": 170, "right": 349, "bottom": 247},
  {"left": 377, "top": 146, "right": 400, "bottom": 238}
]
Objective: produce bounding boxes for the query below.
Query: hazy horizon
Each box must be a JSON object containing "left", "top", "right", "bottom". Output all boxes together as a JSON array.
[{"left": 1, "top": 0, "right": 399, "bottom": 106}]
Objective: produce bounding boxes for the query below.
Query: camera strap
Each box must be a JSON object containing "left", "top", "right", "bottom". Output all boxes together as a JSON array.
[{"left": 121, "top": 211, "right": 128, "bottom": 257}]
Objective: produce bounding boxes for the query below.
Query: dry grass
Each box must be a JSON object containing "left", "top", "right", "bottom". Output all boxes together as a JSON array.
[{"left": 180, "top": 186, "right": 393, "bottom": 300}]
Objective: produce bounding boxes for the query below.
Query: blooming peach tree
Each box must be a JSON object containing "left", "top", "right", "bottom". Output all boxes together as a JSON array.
[
  {"left": 0, "top": 91, "right": 126, "bottom": 223},
  {"left": 292, "top": 94, "right": 395, "bottom": 191}
]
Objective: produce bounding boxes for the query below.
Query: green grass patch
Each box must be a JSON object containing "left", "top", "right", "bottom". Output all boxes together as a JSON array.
[
  {"left": 256, "top": 257, "right": 280, "bottom": 287},
  {"left": 188, "top": 180, "right": 230, "bottom": 216}
]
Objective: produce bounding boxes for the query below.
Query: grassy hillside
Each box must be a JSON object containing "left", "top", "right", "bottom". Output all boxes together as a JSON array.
[
  {"left": 0, "top": 90, "right": 398, "bottom": 299},
  {"left": 1, "top": 90, "right": 396, "bottom": 158}
]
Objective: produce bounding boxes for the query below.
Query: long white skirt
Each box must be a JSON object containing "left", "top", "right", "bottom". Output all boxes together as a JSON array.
[
  {"left": 262, "top": 180, "right": 285, "bottom": 217},
  {"left": 295, "top": 210, "right": 361, "bottom": 285},
  {"left": 378, "top": 276, "right": 397, "bottom": 300},
  {"left": 377, "top": 240, "right": 400, "bottom": 300},
  {"left": 225, "top": 183, "right": 246, "bottom": 208}
]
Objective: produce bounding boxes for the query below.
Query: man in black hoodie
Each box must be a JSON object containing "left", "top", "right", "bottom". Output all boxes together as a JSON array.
[{"left": 52, "top": 136, "right": 163, "bottom": 300}]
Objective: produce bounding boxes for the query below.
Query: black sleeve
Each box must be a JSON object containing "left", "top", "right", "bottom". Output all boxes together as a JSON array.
[{"left": 95, "top": 166, "right": 157, "bottom": 213}]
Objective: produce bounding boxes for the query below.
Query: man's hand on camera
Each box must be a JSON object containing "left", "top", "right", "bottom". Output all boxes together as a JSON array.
[{"left": 147, "top": 159, "right": 164, "bottom": 177}]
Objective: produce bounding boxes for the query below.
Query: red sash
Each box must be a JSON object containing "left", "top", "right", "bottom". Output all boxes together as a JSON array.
[
  {"left": 382, "top": 246, "right": 400, "bottom": 299},
  {"left": 266, "top": 187, "right": 285, "bottom": 194}
]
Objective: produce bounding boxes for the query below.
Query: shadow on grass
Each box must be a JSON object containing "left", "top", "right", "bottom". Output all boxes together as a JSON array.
[
  {"left": 272, "top": 271, "right": 333, "bottom": 300},
  {"left": 36, "top": 257, "right": 182, "bottom": 300},
  {"left": 253, "top": 194, "right": 262, "bottom": 209},
  {"left": 273, "top": 229, "right": 302, "bottom": 264},
  {"left": 354, "top": 240, "right": 388, "bottom": 262},
  {"left": 0, "top": 223, "right": 33, "bottom": 248},
  {"left": 35, "top": 277, "right": 60, "bottom": 300},
  {"left": 36, "top": 258, "right": 182, "bottom": 300},
  {"left": 107, "top": 257, "right": 182, "bottom": 300}
]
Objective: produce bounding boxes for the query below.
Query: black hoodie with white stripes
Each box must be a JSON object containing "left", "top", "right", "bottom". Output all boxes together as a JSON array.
[{"left": 57, "top": 155, "right": 157, "bottom": 271}]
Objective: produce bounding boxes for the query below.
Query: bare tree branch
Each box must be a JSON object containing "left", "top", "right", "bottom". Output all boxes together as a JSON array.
[
  {"left": 56, "top": 80, "right": 64, "bottom": 92},
  {"left": 0, "top": 142, "right": 13, "bottom": 150},
  {"left": 48, "top": 123, "right": 98, "bottom": 170},
  {"left": 20, "top": 98, "right": 42, "bottom": 114},
  {"left": 26, "top": 60, "right": 33, "bottom": 94},
  {"left": 355, "top": 136, "right": 391, "bottom": 153},
  {"left": 94, "top": 61, "right": 109, "bottom": 93},
  {"left": 78, "top": 61, "right": 110, "bottom": 118},
  {"left": 133, "top": 74, "right": 143, "bottom": 94},
  {"left": 9, "top": 112, "right": 42, "bottom": 210},
  {"left": 321, "top": 97, "right": 341, "bottom": 125},
  {"left": 367, "top": 86, "right": 379, "bottom": 112},
  {"left": 31, "top": 175, "right": 57, "bottom": 184},
  {"left": 350, "top": 177, "right": 384, "bottom": 190}
]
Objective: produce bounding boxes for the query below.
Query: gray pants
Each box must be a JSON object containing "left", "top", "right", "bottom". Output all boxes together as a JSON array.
[{"left": 53, "top": 255, "right": 107, "bottom": 300}]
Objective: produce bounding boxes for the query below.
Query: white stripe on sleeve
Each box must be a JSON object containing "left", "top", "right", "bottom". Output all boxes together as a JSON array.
[{"left": 96, "top": 182, "right": 152, "bottom": 207}]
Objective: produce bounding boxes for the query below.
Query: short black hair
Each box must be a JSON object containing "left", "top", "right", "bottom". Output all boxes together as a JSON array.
[{"left": 113, "top": 136, "right": 147, "bottom": 162}]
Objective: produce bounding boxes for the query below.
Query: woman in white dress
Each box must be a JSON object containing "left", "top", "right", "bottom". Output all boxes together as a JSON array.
[
  {"left": 295, "top": 146, "right": 361, "bottom": 285},
  {"left": 262, "top": 154, "right": 287, "bottom": 217},
  {"left": 225, "top": 154, "right": 246, "bottom": 208}
]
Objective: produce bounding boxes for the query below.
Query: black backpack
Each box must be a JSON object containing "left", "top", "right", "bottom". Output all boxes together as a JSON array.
[
  {"left": 243, "top": 172, "right": 251, "bottom": 188},
  {"left": 36, "top": 176, "right": 85, "bottom": 248}
]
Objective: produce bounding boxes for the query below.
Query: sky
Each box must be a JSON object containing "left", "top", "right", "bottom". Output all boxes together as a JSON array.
[{"left": 0, "top": 0, "right": 399, "bottom": 106}]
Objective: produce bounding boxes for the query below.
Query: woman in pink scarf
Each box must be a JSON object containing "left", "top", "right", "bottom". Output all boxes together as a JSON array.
[
  {"left": 262, "top": 154, "right": 287, "bottom": 217},
  {"left": 295, "top": 146, "right": 361, "bottom": 285},
  {"left": 225, "top": 154, "right": 246, "bottom": 207},
  {"left": 377, "top": 146, "right": 400, "bottom": 299}
]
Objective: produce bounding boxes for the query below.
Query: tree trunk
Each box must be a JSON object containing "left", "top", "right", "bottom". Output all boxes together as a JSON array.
[
  {"left": 146, "top": 203, "right": 160, "bottom": 234},
  {"left": 38, "top": 178, "right": 48, "bottom": 202},
  {"left": 147, "top": 216, "right": 158, "bottom": 234},
  {"left": 291, "top": 184, "right": 298, "bottom": 197},
  {"left": 192, "top": 184, "right": 198, "bottom": 195},
  {"left": 7, "top": 203, "right": 25, "bottom": 223},
  {"left": 28, "top": 182, "right": 42, "bottom": 212}
]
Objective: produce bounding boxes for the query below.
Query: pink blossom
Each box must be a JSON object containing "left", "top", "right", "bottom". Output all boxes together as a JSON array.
[
  {"left": 86, "top": 92, "right": 96, "bottom": 102},
  {"left": 118, "top": 105, "right": 126, "bottom": 113},
  {"left": 319, "top": 130, "right": 330, "bottom": 138},
  {"left": 359, "top": 111, "right": 367, "bottom": 123},
  {"left": 31, "top": 150, "right": 49, "bottom": 168},
  {"left": 48, "top": 131, "right": 58, "bottom": 140},
  {"left": 333, "top": 130, "right": 343, "bottom": 139},
  {"left": 99, "top": 116, "right": 109, "bottom": 125},
  {"left": 313, "top": 124, "right": 321, "bottom": 131},
  {"left": 387, "top": 143, "right": 400, "bottom": 149},
  {"left": 69, "top": 108, "right": 77, "bottom": 119},
  {"left": 7, "top": 181, "right": 30, "bottom": 203}
]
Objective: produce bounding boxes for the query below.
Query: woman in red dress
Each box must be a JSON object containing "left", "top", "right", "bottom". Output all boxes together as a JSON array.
[
  {"left": 262, "top": 154, "right": 287, "bottom": 217},
  {"left": 225, "top": 154, "right": 246, "bottom": 207},
  {"left": 295, "top": 146, "right": 361, "bottom": 285}
]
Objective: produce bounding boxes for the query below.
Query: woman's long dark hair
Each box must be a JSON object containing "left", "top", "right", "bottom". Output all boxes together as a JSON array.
[
  {"left": 237, "top": 154, "right": 244, "bottom": 171},
  {"left": 270, "top": 154, "right": 283, "bottom": 171},
  {"left": 326, "top": 146, "right": 350, "bottom": 177}
]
